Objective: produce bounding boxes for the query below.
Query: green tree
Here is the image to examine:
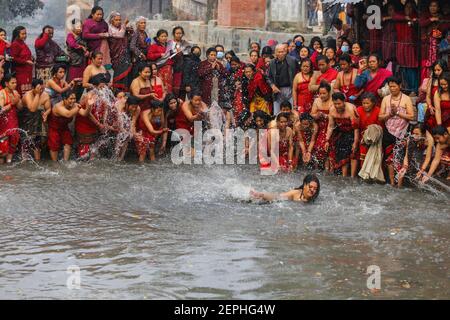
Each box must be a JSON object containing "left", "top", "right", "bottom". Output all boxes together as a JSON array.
[{"left": 0, "top": 0, "right": 44, "bottom": 22}]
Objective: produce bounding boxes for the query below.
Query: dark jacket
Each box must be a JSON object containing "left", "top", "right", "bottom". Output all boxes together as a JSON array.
[
  {"left": 182, "top": 53, "right": 201, "bottom": 91},
  {"left": 267, "top": 55, "right": 298, "bottom": 88}
]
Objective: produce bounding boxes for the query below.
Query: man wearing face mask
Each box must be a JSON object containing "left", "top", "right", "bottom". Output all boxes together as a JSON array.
[
  {"left": 215, "top": 45, "right": 227, "bottom": 68},
  {"left": 182, "top": 46, "right": 202, "bottom": 96}
]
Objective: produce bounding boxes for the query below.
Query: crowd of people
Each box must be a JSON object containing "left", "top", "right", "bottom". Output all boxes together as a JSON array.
[{"left": 0, "top": 3, "right": 449, "bottom": 187}]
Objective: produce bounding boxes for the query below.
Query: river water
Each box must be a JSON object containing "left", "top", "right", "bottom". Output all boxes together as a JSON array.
[{"left": 0, "top": 161, "right": 448, "bottom": 299}]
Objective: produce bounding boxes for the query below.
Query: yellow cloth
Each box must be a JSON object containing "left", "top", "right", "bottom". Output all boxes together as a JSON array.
[
  {"left": 250, "top": 94, "right": 270, "bottom": 114},
  {"left": 359, "top": 124, "right": 385, "bottom": 182}
]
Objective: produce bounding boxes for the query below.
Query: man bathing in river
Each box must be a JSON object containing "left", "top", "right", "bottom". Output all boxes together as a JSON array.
[{"left": 250, "top": 174, "right": 320, "bottom": 203}]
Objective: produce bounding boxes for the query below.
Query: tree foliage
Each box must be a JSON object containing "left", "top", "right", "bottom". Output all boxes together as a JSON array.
[{"left": 0, "top": 0, "right": 44, "bottom": 21}]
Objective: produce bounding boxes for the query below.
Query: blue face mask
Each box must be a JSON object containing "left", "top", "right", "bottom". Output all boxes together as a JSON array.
[
  {"left": 341, "top": 45, "right": 349, "bottom": 53},
  {"left": 217, "top": 51, "right": 224, "bottom": 59},
  {"left": 295, "top": 41, "right": 303, "bottom": 47}
]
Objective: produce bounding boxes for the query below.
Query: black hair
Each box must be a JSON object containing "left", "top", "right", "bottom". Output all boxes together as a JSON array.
[
  {"left": 38, "top": 25, "right": 53, "bottom": 39},
  {"left": 360, "top": 92, "right": 377, "bottom": 105},
  {"left": 438, "top": 72, "right": 450, "bottom": 95},
  {"left": 280, "top": 100, "right": 293, "bottom": 110},
  {"left": 318, "top": 81, "right": 332, "bottom": 93},
  {"left": 172, "top": 26, "right": 185, "bottom": 36},
  {"left": 276, "top": 112, "right": 290, "bottom": 122},
  {"left": 2, "top": 73, "right": 16, "bottom": 87},
  {"left": 150, "top": 100, "right": 163, "bottom": 109},
  {"left": 91, "top": 51, "right": 103, "bottom": 60},
  {"left": 62, "top": 89, "right": 76, "bottom": 100},
  {"left": 0, "top": 28, "right": 5, "bottom": 34},
  {"left": 339, "top": 53, "right": 352, "bottom": 64},
  {"left": 189, "top": 89, "right": 202, "bottom": 100},
  {"left": 294, "top": 34, "right": 305, "bottom": 42},
  {"left": 261, "top": 46, "right": 273, "bottom": 56},
  {"left": 296, "top": 174, "right": 320, "bottom": 203},
  {"left": 300, "top": 112, "right": 314, "bottom": 122},
  {"left": 431, "top": 59, "right": 448, "bottom": 80},
  {"left": 431, "top": 125, "right": 449, "bottom": 136},
  {"left": 249, "top": 49, "right": 260, "bottom": 58},
  {"left": 31, "top": 78, "right": 44, "bottom": 88},
  {"left": 244, "top": 63, "right": 256, "bottom": 72},
  {"left": 253, "top": 110, "right": 270, "bottom": 125},
  {"left": 332, "top": 92, "right": 346, "bottom": 102},
  {"left": 225, "top": 50, "right": 236, "bottom": 58},
  {"left": 12, "top": 26, "right": 26, "bottom": 42},
  {"left": 368, "top": 53, "right": 382, "bottom": 64},
  {"left": 206, "top": 47, "right": 217, "bottom": 56},
  {"left": 126, "top": 95, "right": 141, "bottom": 106},
  {"left": 250, "top": 42, "right": 261, "bottom": 52},
  {"left": 299, "top": 58, "right": 314, "bottom": 76},
  {"left": 411, "top": 123, "right": 426, "bottom": 135},
  {"left": 137, "top": 62, "right": 150, "bottom": 74},
  {"left": 316, "top": 55, "right": 330, "bottom": 64},
  {"left": 163, "top": 93, "right": 180, "bottom": 112},
  {"left": 51, "top": 64, "right": 66, "bottom": 76},
  {"left": 215, "top": 44, "right": 225, "bottom": 51},
  {"left": 190, "top": 46, "right": 201, "bottom": 54},
  {"left": 154, "top": 29, "right": 168, "bottom": 43},
  {"left": 89, "top": 6, "right": 104, "bottom": 19},
  {"left": 230, "top": 56, "right": 241, "bottom": 64},
  {"left": 387, "top": 76, "right": 402, "bottom": 86},
  {"left": 309, "top": 36, "right": 323, "bottom": 49}
]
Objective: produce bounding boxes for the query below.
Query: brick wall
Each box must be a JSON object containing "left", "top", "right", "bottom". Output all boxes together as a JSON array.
[{"left": 218, "top": 0, "right": 266, "bottom": 29}]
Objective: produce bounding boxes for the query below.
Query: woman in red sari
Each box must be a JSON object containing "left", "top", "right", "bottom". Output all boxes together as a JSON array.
[
  {"left": 130, "top": 63, "right": 156, "bottom": 111},
  {"left": 356, "top": 92, "right": 382, "bottom": 166},
  {"left": 0, "top": 74, "right": 22, "bottom": 164},
  {"left": 393, "top": 0, "right": 419, "bottom": 93},
  {"left": 431, "top": 72, "right": 450, "bottom": 133},
  {"left": 242, "top": 64, "right": 272, "bottom": 116},
  {"left": 355, "top": 54, "right": 392, "bottom": 104},
  {"left": 10, "top": 26, "right": 33, "bottom": 94},
  {"left": 419, "top": 0, "right": 450, "bottom": 82},
  {"left": 292, "top": 59, "right": 314, "bottom": 114},
  {"left": 147, "top": 29, "right": 174, "bottom": 94},
  {"left": 310, "top": 81, "right": 333, "bottom": 170},
  {"left": 334, "top": 54, "right": 361, "bottom": 103}
]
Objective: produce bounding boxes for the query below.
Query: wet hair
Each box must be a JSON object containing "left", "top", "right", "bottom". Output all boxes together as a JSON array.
[
  {"left": 261, "top": 46, "right": 273, "bottom": 56},
  {"left": 309, "top": 36, "right": 323, "bottom": 49},
  {"left": 300, "top": 112, "right": 314, "bottom": 122},
  {"left": 360, "top": 92, "right": 377, "bottom": 105},
  {"left": 163, "top": 93, "right": 180, "bottom": 112},
  {"left": 62, "top": 89, "right": 76, "bottom": 100},
  {"left": 339, "top": 53, "right": 352, "bottom": 64},
  {"left": 431, "top": 60, "right": 448, "bottom": 79},
  {"left": 249, "top": 49, "right": 260, "bottom": 58},
  {"left": 150, "top": 100, "right": 163, "bottom": 109},
  {"left": 387, "top": 76, "right": 402, "bottom": 86},
  {"left": 230, "top": 56, "right": 241, "bottom": 65},
  {"left": 1, "top": 73, "right": 16, "bottom": 87},
  {"left": 316, "top": 55, "right": 330, "bottom": 64},
  {"left": 51, "top": 64, "right": 66, "bottom": 76},
  {"left": 411, "top": 123, "right": 426, "bottom": 135},
  {"left": 332, "top": 92, "right": 346, "bottom": 102},
  {"left": 318, "top": 81, "right": 332, "bottom": 93},
  {"left": 296, "top": 174, "right": 320, "bottom": 203},
  {"left": 276, "top": 112, "right": 290, "bottom": 122},
  {"left": 172, "top": 26, "right": 185, "bottom": 36},
  {"left": 206, "top": 47, "right": 217, "bottom": 56},
  {"left": 89, "top": 6, "right": 104, "bottom": 19},
  {"left": 431, "top": 125, "right": 448, "bottom": 136},
  {"left": 154, "top": 29, "right": 168, "bottom": 43},
  {"left": 189, "top": 89, "right": 202, "bottom": 100},
  {"left": 126, "top": 95, "right": 141, "bottom": 106},
  {"left": 12, "top": 26, "right": 26, "bottom": 42},
  {"left": 237, "top": 109, "right": 253, "bottom": 128},
  {"left": 31, "top": 78, "right": 44, "bottom": 88},
  {"left": 253, "top": 110, "right": 270, "bottom": 125},
  {"left": 38, "top": 25, "right": 53, "bottom": 39},
  {"left": 137, "top": 62, "right": 150, "bottom": 74},
  {"left": 280, "top": 100, "right": 293, "bottom": 110},
  {"left": 91, "top": 51, "right": 103, "bottom": 60}
]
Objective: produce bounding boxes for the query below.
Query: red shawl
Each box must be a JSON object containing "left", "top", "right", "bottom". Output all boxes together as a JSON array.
[
  {"left": 365, "top": 68, "right": 392, "bottom": 95},
  {"left": 316, "top": 67, "right": 338, "bottom": 84}
]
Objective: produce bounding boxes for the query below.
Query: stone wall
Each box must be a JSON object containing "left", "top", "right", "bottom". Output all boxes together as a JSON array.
[{"left": 172, "top": 0, "right": 207, "bottom": 21}]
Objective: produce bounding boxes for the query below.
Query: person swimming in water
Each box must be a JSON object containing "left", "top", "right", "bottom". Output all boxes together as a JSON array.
[{"left": 250, "top": 174, "right": 320, "bottom": 203}]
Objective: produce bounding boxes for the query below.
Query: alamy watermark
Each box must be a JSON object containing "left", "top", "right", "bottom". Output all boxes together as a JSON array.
[
  {"left": 66, "top": 265, "right": 81, "bottom": 290},
  {"left": 366, "top": 265, "right": 381, "bottom": 291}
]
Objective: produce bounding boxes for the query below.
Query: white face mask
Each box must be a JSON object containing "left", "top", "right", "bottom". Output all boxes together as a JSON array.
[
  {"left": 341, "top": 45, "right": 349, "bottom": 53},
  {"left": 217, "top": 51, "right": 224, "bottom": 59}
]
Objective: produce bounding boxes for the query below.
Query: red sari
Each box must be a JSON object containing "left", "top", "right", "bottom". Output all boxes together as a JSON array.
[
  {"left": 393, "top": 13, "right": 418, "bottom": 68},
  {"left": 147, "top": 42, "right": 174, "bottom": 94},
  {"left": 316, "top": 68, "right": 338, "bottom": 85},
  {"left": 427, "top": 99, "right": 450, "bottom": 130},
  {"left": 47, "top": 112, "right": 74, "bottom": 152},
  {"left": 10, "top": 39, "right": 33, "bottom": 94},
  {"left": 362, "top": 68, "right": 393, "bottom": 101},
  {"left": 0, "top": 89, "right": 20, "bottom": 155},
  {"left": 356, "top": 106, "right": 381, "bottom": 163},
  {"left": 296, "top": 73, "right": 313, "bottom": 113},
  {"left": 328, "top": 117, "right": 358, "bottom": 170},
  {"left": 339, "top": 69, "right": 359, "bottom": 101}
]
